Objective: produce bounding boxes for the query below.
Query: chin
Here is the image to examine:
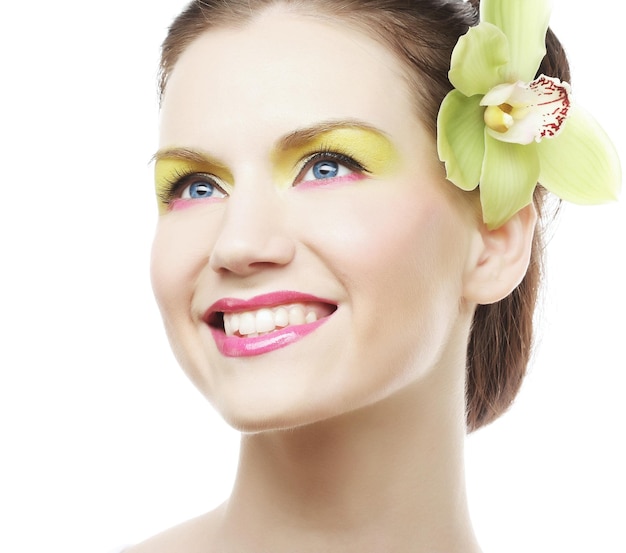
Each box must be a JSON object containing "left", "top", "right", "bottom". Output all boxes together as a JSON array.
[
  {"left": 219, "top": 409, "right": 317, "bottom": 434},
  {"left": 212, "top": 389, "right": 353, "bottom": 434}
]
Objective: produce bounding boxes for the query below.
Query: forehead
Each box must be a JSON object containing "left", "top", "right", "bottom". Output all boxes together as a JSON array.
[{"left": 159, "top": 9, "right": 423, "bottom": 152}]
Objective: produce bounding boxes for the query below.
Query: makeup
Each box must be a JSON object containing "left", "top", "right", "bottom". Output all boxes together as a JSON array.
[
  {"left": 205, "top": 292, "right": 337, "bottom": 357},
  {"left": 210, "top": 319, "right": 327, "bottom": 357},
  {"left": 153, "top": 123, "right": 400, "bottom": 213},
  {"left": 153, "top": 150, "right": 232, "bottom": 213},
  {"left": 272, "top": 123, "right": 400, "bottom": 187}
]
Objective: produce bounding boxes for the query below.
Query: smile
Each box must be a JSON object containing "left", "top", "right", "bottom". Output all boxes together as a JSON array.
[
  {"left": 223, "top": 303, "right": 331, "bottom": 337},
  {"left": 205, "top": 292, "right": 337, "bottom": 357}
]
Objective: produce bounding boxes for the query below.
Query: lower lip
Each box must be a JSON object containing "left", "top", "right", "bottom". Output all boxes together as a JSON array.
[{"left": 210, "top": 318, "right": 328, "bottom": 357}]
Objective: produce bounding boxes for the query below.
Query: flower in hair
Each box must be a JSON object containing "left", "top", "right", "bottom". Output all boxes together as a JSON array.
[{"left": 437, "top": 0, "right": 621, "bottom": 229}]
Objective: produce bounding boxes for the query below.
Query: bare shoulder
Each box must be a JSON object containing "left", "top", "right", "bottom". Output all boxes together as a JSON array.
[{"left": 125, "top": 505, "right": 224, "bottom": 553}]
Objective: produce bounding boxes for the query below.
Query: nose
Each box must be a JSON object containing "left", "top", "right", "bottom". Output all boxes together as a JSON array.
[{"left": 209, "top": 187, "right": 296, "bottom": 276}]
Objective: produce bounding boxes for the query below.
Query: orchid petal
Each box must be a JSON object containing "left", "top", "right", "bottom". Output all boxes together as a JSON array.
[
  {"left": 448, "top": 22, "right": 510, "bottom": 97},
  {"left": 437, "top": 91, "right": 485, "bottom": 191},
  {"left": 537, "top": 105, "right": 622, "bottom": 204},
  {"left": 437, "top": 0, "right": 621, "bottom": 228},
  {"left": 480, "top": 134, "right": 540, "bottom": 229},
  {"left": 481, "top": 0, "right": 551, "bottom": 82},
  {"left": 481, "top": 82, "right": 518, "bottom": 106}
]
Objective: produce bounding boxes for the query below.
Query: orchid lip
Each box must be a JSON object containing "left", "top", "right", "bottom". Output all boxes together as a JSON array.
[{"left": 481, "top": 75, "right": 572, "bottom": 144}]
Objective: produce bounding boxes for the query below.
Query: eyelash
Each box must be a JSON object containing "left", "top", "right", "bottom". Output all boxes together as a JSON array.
[
  {"left": 158, "top": 149, "right": 368, "bottom": 206},
  {"left": 296, "top": 150, "right": 368, "bottom": 183},
  {"left": 158, "top": 168, "right": 227, "bottom": 206}
]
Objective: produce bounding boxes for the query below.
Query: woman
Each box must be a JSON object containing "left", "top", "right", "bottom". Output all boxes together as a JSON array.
[{"left": 126, "top": 0, "right": 620, "bottom": 551}]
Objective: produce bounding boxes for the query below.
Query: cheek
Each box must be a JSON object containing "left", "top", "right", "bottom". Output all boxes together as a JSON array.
[
  {"left": 306, "top": 184, "right": 464, "bottom": 288},
  {"left": 150, "top": 227, "right": 178, "bottom": 309},
  {"left": 150, "top": 217, "right": 214, "bottom": 314}
]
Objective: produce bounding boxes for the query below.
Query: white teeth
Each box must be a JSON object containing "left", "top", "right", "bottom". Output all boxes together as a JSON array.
[
  {"left": 231, "top": 313, "right": 240, "bottom": 329},
  {"left": 288, "top": 305, "right": 306, "bottom": 326},
  {"left": 238, "top": 312, "right": 256, "bottom": 336},
  {"left": 275, "top": 307, "right": 289, "bottom": 328},
  {"left": 255, "top": 308, "right": 275, "bottom": 333},
  {"left": 222, "top": 302, "right": 324, "bottom": 337}
]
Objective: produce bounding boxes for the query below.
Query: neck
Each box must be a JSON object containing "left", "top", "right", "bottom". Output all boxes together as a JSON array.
[{"left": 217, "top": 342, "right": 482, "bottom": 553}]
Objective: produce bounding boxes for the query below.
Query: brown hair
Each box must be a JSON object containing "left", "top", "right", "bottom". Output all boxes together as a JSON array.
[{"left": 158, "top": 0, "right": 570, "bottom": 432}]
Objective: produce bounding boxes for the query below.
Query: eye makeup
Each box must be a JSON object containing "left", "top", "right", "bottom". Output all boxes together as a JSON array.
[
  {"left": 154, "top": 152, "right": 232, "bottom": 214},
  {"left": 273, "top": 125, "right": 400, "bottom": 188},
  {"left": 153, "top": 124, "right": 400, "bottom": 213}
]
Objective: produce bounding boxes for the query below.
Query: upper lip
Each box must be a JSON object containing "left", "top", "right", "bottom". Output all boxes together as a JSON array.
[{"left": 203, "top": 291, "right": 338, "bottom": 324}]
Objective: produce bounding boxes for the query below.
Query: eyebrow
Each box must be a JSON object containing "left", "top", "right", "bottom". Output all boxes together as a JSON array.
[
  {"left": 150, "top": 147, "right": 227, "bottom": 168},
  {"left": 150, "top": 119, "right": 390, "bottom": 163},
  {"left": 278, "top": 119, "right": 390, "bottom": 150}
]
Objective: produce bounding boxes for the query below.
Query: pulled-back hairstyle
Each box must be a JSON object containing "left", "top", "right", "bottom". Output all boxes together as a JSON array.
[{"left": 158, "top": 0, "right": 570, "bottom": 432}]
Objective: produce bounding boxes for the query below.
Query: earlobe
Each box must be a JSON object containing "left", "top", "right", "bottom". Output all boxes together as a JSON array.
[{"left": 463, "top": 203, "right": 537, "bottom": 305}]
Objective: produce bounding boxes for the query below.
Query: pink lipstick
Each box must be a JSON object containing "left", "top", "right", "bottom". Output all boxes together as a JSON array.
[{"left": 205, "top": 291, "right": 336, "bottom": 358}]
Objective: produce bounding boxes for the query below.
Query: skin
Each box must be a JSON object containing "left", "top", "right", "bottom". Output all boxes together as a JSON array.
[{"left": 134, "top": 5, "right": 536, "bottom": 553}]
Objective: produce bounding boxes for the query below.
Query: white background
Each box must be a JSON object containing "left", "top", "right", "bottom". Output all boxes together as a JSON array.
[{"left": 0, "top": 1, "right": 624, "bottom": 552}]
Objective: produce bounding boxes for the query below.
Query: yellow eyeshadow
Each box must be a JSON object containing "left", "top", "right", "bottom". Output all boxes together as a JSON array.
[
  {"left": 154, "top": 158, "right": 231, "bottom": 214},
  {"left": 272, "top": 127, "right": 400, "bottom": 185}
]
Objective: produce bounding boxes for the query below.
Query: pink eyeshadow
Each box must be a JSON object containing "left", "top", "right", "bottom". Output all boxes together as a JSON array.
[
  {"left": 169, "top": 197, "right": 223, "bottom": 211},
  {"left": 297, "top": 172, "right": 366, "bottom": 191}
]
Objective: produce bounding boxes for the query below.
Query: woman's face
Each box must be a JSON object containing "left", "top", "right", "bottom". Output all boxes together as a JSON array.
[{"left": 151, "top": 8, "right": 478, "bottom": 431}]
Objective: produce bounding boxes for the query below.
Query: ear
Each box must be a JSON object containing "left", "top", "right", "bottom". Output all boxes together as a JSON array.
[{"left": 463, "top": 203, "right": 537, "bottom": 305}]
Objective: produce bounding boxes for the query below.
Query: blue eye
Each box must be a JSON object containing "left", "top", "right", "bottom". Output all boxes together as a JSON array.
[
  {"left": 180, "top": 177, "right": 227, "bottom": 200},
  {"left": 312, "top": 160, "right": 340, "bottom": 179},
  {"left": 300, "top": 153, "right": 363, "bottom": 184}
]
